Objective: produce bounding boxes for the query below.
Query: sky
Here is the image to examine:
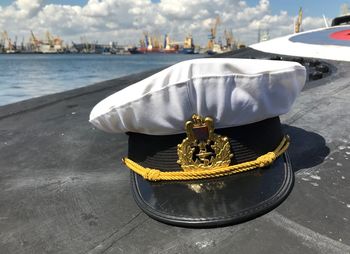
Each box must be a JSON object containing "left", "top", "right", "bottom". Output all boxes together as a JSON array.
[{"left": 0, "top": 0, "right": 349, "bottom": 46}]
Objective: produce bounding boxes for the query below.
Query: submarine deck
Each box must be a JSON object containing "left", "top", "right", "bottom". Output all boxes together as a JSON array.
[{"left": 0, "top": 49, "right": 349, "bottom": 253}]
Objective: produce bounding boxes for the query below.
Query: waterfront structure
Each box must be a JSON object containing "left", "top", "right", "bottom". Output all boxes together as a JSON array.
[{"left": 0, "top": 29, "right": 242, "bottom": 55}]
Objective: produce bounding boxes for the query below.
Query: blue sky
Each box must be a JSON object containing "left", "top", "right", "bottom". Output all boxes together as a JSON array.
[
  {"left": 268, "top": 0, "right": 348, "bottom": 18},
  {"left": 0, "top": 0, "right": 349, "bottom": 45}
]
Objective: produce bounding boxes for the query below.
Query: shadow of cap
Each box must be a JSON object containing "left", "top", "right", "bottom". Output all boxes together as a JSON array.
[{"left": 282, "top": 124, "right": 330, "bottom": 172}]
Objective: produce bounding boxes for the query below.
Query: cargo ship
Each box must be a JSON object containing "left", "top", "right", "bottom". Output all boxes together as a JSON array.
[
  {"left": 163, "top": 34, "right": 178, "bottom": 53},
  {"left": 181, "top": 35, "right": 196, "bottom": 54},
  {"left": 71, "top": 42, "right": 106, "bottom": 54},
  {"left": 128, "top": 33, "right": 178, "bottom": 54}
]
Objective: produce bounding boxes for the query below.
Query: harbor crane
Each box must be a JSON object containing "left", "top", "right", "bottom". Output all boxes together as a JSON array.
[
  {"left": 207, "top": 16, "right": 221, "bottom": 50},
  {"left": 224, "top": 29, "right": 234, "bottom": 49},
  {"left": 46, "top": 31, "right": 53, "bottom": 46},
  {"left": 30, "top": 30, "right": 41, "bottom": 51},
  {"left": 294, "top": 7, "right": 303, "bottom": 33},
  {"left": 0, "top": 32, "right": 5, "bottom": 52},
  {"left": 2, "top": 30, "right": 15, "bottom": 52}
]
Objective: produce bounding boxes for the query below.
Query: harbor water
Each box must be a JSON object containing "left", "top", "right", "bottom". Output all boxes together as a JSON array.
[{"left": 0, "top": 53, "right": 204, "bottom": 106}]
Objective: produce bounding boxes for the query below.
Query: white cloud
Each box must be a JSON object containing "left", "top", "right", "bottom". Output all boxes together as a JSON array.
[
  {"left": 302, "top": 16, "right": 329, "bottom": 30},
  {"left": 0, "top": 0, "right": 328, "bottom": 47}
]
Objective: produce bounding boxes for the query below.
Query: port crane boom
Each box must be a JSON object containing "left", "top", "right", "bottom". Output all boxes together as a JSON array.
[
  {"left": 207, "top": 16, "right": 221, "bottom": 50},
  {"left": 294, "top": 7, "right": 303, "bottom": 33},
  {"left": 2, "top": 30, "right": 15, "bottom": 52}
]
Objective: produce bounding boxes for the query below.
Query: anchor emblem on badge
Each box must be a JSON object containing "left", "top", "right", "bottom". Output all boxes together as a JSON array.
[{"left": 177, "top": 114, "right": 233, "bottom": 171}]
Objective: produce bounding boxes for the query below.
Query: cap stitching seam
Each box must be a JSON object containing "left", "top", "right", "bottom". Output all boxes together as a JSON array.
[{"left": 186, "top": 79, "right": 194, "bottom": 114}]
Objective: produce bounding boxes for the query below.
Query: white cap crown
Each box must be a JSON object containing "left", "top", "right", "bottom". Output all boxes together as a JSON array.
[{"left": 90, "top": 58, "right": 306, "bottom": 135}]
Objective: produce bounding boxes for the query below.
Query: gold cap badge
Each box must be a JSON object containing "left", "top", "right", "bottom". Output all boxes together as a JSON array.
[{"left": 177, "top": 114, "right": 233, "bottom": 171}]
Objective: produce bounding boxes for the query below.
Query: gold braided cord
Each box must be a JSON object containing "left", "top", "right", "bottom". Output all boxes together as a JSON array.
[{"left": 122, "top": 135, "right": 290, "bottom": 181}]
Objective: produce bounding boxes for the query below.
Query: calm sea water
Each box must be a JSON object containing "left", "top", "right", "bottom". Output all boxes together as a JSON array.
[{"left": 0, "top": 53, "right": 204, "bottom": 106}]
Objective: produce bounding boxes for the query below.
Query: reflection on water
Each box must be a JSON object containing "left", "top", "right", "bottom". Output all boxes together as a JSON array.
[{"left": 0, "top": 54, "right": 204, "bottom": 106}]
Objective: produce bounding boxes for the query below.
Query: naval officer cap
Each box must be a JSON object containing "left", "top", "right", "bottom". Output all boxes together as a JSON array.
[{"left": 90, "top": 58, "right": 306, "bottom": 227}]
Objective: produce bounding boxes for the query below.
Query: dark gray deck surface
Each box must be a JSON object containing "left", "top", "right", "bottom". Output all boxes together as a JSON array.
[{"left": 0, "top": 50, "right": 349, "bottom": 253}]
